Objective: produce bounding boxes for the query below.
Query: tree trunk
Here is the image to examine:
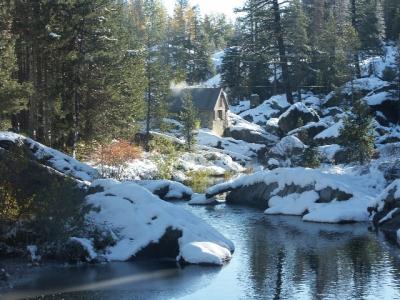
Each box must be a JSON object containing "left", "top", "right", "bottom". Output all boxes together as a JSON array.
[{"left": 272, "top": 0, "right": 293, "bottom": 104}]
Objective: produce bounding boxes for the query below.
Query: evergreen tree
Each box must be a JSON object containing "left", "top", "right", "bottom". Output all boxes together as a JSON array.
[
  {"left": 141, "top": 0, "right": 171, "bottom": 149},
  {"left": 383, "top": 0, "right": 400, "bottom": 41},
  {"left": 0, "top": 0, "right": 30, "bottom": 130},
  {"left": 301, "top": 144, "right": 321, "bottom": 168},
  {"left": 180, "top": 91, "right": 198, "bottom": 151},
  {"left": 285, "top": 0, "right": 310, "bottom": 99},
  {"left": 221, "top": 46, "right": 246, "bottom": 100},
  {"left": 339, "top": 100, "right": 375, "bottom": 164}
]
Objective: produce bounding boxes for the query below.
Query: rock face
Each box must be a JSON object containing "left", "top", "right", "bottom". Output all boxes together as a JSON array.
[
  {"left": 369, "top": 180, "right": 400, "bottom": 244},
  {"left": 226, "top": 182, "right": 279, "bottom": 209},
  {"left": 278, "top": 103, "right": 320, "bottom": 134}
]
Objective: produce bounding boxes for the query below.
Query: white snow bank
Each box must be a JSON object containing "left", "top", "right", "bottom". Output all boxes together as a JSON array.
[
  {"left": 0, "top": 131, "right": 99, "bottom": 182},
  {"left": 87, "top": 179, "right": 234, "bottom": 265},
  {"left": 207, "top": 168, "right": 380, "bottom": 223}
]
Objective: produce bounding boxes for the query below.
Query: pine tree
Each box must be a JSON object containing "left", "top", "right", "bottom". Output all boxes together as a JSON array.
[
  {"left": 0, "top": 0, "right": 30, "bottom": 130},
  {"left": 285, "top": 0, "right": 310, "bottom": 98},
  {"left": 180, "top": 91, "right": 198, "bottom": 151},
  {"left": 221, "top": 46, "right": 246, "bottom": 100},
  {"left": 383, "top": 0, "right": 400, "bottom": 41},
  {"left": 339, "top": 100, "right": 375, "bottom": 164},
  {"left": 141, "top": 0, "right": 171, "bottom": 149},
  {"left": 301, "top": 144, "right": 321, "bottom": 168},
  {"left": 186, "top": 6, "right": 214, "bottom": 84}
]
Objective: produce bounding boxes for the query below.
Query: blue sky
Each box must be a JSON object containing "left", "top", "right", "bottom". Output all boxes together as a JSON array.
[{"left": 163, "top": 0, "right": 244, "bottom": 19}]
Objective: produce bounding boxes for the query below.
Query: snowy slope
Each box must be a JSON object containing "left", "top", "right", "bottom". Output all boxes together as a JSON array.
[{"left": 0, "top": 131, "right": 99, "bottom": 182}]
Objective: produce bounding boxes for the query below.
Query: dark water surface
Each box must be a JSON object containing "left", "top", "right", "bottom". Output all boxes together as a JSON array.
[{"left": 2, "top": 203, "right": 400, "bottom": 300}]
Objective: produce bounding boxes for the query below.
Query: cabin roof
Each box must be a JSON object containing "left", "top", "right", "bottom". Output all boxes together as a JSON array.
[{"left": 169, "top": 88, "right": 225, "bottom": 112}]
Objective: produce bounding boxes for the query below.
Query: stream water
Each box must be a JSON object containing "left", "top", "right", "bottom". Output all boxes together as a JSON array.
[{"left": 2, "top": 203, "right": 400, "bottom": 300}]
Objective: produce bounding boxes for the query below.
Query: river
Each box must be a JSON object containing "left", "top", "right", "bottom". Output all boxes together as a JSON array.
[{"left": 2, "top": 202, "right": 400, "bottom": 300}]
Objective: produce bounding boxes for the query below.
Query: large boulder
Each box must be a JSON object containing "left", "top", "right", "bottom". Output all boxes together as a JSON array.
[
  {"left": 278, "top": 102, "right": 320, "bottom": 133},
  {"left": 369, "top": 180, "right": 400, "bottom": 244},
  {"left": 226, "top": 112, "right": 279, "bottom": 145},
  {"left": 206, "top": 168, "right": 372, "bottom": 223},
  {"left": 313, "top": 120, "right": 344, "bottom": 145},
  {"left": 288, "top": 122, "right": 329, "bottom": 144},
  {"left": 239, "top": 94, "right": 290, "bottom": 125},
  {"left": 363, "top": 89, "right": 400, "bottom": 124},
  {"left": 134, "top": 180, "right": 193, "bottom": 200},
  {"left": 267, "top": 136, "right": 306, "bottom": 167}
]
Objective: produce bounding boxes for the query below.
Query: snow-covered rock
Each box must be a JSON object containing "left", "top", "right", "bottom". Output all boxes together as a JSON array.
[
  {"left": 360, "top": 44, "right": 398, "bottom": 78},
  {"left": 318, "top": 144, "right": 343, "bottom": 163},
  {"left": 87, "top": 180, "right": 234, "bottom": 265},
  {"left": 364, "top": 89, "right": 400, "bottom": 124},
  {"left": 239, "top": 94, "right": 290, "bottom": 125},
  {"left": 197, "top": 129, "right": 265, "bottom": 161},
  {"left": 206, "top": 168, "right": 380, "bottom": 223},
  {"left": 323, "top": 77, "right": 391, "bottom": 107},
  {"left": 369, "top": 180, "right": 400, "bottom": 244},
  {"left": 314, "top": 120, "right": 344, "bottom": 145},
  {"left": 288, "top": 122, "right": 329, "bottom": 144},
  {"left": 230, "top": 100, "right": 250, "bottom": 115},
  {"left": 278, "top": 102, "right": 320, "bottom": 133},
  {"left": 267, "top": 136, "right": 306, "bottom": 167},
  {"left": 188, "top": 193, "right": 218, "bottom": 205},
  {"left": 226, "top": 112, "right": 279, "bottom": 145},
  {"left": 134, "top": 180, "right": 193, "bottom": 200},
  {"left": 178, "top": 150, "right": 245, "bottom": 175}
]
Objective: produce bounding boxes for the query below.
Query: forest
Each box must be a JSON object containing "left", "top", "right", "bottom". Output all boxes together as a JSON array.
[{"left": 1, "top": 0, "right": 399, "bottom": 155}]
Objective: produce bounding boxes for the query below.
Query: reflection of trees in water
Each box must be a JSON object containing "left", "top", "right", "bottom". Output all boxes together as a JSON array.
[{"left": 244, "top": 216, "right": 400, "bottom": 299}]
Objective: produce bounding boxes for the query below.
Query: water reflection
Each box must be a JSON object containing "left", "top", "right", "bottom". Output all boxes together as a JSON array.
[{"left": 2, "top": 204, "right": 400, "bottom": 300}]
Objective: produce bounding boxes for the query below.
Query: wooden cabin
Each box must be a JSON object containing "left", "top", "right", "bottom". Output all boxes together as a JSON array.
[{"left": 169, "top": 88, "right": 230, "bottom": 136}]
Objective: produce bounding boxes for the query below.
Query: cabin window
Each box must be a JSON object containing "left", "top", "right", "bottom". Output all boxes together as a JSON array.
[{"left": 218, "top": 110, "right": 223, "bottom": 120}]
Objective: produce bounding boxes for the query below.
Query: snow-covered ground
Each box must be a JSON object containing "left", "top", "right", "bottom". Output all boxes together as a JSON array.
[{"left": 0, "top": 132, "right": 235, "bottom": 265}]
